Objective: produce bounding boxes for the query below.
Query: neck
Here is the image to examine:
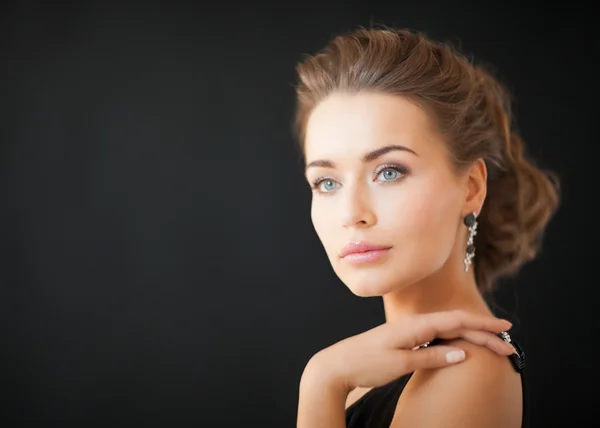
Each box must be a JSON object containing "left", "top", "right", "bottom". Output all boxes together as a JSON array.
[{"left": 382, "top": 247, "right": 493, "bottom": 323}]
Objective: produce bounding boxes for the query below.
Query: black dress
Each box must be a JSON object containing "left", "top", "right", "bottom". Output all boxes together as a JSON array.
[{"left": 345, "top": 332, "right": 528, "bottom": 428}]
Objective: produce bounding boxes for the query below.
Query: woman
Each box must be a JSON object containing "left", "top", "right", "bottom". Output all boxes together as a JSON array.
[{"left": 293, "top": 28, "right": 559, "bottom": 428}]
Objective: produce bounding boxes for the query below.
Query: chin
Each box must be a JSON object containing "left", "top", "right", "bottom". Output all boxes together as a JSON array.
[
  {"left": 339, "top": 270, "right": 407, "bottom": 297},
  {"left": 337, "top": 265, "right": 433, "bottom": 298},
  {"left": 348, "top": 286, "right": 387, "bottom": 298}
]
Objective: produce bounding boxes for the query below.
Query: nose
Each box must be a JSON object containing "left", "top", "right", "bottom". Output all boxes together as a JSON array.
[{"left": 341, "top": 184, "right": 377, "bottom": 228}]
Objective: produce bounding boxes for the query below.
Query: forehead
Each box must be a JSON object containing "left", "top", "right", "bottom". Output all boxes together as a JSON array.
[{"left": 304, "top": 92, "right": 440, "bottom": 160}]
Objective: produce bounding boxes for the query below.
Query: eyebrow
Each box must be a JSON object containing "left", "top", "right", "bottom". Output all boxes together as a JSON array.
[{"left": 305, "top": 144, "right": 418, "bottom": 171}]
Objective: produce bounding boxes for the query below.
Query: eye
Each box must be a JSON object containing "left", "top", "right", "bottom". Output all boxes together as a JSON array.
[
  {"left": 380, "top": 169, "right": 399, "bottom": 181},
  {"left": 309, "top": 164, "right": 408, "bottom": 195},
  {"left": 374, "top": 164, "right": 408, "bottom": 182},
  {"left": 311, "top": 178, "right": 340, "bottom": 193}
]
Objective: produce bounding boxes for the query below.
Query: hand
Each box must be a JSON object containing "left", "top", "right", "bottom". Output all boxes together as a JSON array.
[{"left": 302, "top": 310, "right": 515, "bottom": 394}]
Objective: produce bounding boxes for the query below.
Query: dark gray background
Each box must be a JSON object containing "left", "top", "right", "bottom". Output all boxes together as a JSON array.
[{"left": 2, "top": 1, "right": 596, "bottom": 427}]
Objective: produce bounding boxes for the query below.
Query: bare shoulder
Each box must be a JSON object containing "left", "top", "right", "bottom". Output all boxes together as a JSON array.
[{"left": 390, "top": 339, "right": 523, "bottom": 428}]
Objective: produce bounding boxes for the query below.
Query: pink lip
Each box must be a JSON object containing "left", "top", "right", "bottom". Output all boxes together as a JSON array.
[{"left": 339, "top": 241, "right": 392, "bottom": 264}]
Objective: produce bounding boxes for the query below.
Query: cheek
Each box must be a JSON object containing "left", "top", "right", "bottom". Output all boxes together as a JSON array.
[
  {"left": 414, "top": 185, "right": 459, "bottom": 229},
  {"left": 382, "top": 178, "right": 461, "bottom": 259},
  {"left": 310, "top": 200, "right": 334, "bottom": 250}
]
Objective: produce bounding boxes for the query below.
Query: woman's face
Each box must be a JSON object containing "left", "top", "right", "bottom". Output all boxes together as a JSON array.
[{"left": 304, "top": 92, "right": 474, "bottom": 297}]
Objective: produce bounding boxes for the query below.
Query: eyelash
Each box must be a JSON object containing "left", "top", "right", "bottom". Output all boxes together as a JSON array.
[{"left": 310, "top": 164, "right": 409, "bottom": 193}]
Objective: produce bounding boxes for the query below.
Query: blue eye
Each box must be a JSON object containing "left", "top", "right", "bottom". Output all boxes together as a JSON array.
[
  {"left": 321, "top": 180, "right": 335, "bottom": 191},
  {"left": 314, "top": 179, "right": 338, "bottom": 193},
  {"left": 375, "top": 165, "right": 408, "bottom": 182},
  {"left": 310, "top": 164, "right": 408, "bottom": 195},
  {"left": 381, "top": 169, "right": 399, "bottom": 180}
]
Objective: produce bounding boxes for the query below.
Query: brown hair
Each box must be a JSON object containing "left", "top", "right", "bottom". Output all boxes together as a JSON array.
[{"left": 293, "top": 27, "right": 559, "bottom": 292}]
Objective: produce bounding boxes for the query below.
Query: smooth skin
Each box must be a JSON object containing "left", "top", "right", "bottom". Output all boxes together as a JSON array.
[
  {"left": 297, "top": 92, "right": 523, "bottom": 428},
  {"left": 298, "top": 310, "right": 517, "bottom": 427}
]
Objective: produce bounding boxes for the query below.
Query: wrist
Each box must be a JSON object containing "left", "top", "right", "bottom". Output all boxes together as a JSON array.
[
  {"left": 298, "top": 357, "right": 349, "bottom": 428},
  {"left": 300, "top": 353, "right": 351, "bottom": 397}
]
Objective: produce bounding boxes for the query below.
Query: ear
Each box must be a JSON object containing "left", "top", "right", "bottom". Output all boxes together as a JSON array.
[{"left": 463, "top": 158, "right": 487, "bottom": 217}]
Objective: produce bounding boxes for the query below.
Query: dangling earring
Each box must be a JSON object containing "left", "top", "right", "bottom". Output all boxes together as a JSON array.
[{"left": 463, "top": 212, "right": 478, "bottom": 272}]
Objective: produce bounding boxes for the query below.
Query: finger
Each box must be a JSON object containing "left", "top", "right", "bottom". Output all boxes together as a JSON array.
[
  {"left": 453, "top": 330, "right": 516, "bottom": 355},
  {"left": 390, "top": 310, "right": 512, "bottom": 349},
  {"left": 400, "top": 345, "right": 467, "bottom": 372}
]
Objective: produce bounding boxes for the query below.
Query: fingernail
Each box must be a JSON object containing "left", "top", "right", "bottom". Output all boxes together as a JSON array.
[
  {"left": 446, "top": 350, "right": 466, "bottom": 364},
  {"left": 500, "top": 319, "right": 512, "bottom": 328}
]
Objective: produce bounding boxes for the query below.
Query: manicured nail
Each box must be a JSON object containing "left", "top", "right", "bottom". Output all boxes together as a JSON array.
[
  {"left": 500, "top": 319, "right": 512, "bottom": 328},
  {"left": 446, "top": 350, "right": 466, "bottom": 364}
]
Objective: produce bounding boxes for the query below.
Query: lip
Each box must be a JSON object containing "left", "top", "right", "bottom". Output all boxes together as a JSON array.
[{"left": 339, "top": 241, "right": 392, "bottom": 259}]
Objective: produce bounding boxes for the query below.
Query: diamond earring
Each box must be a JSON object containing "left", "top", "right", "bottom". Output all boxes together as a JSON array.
[{"left": 463, "top": 212, "right": 477, "bottom": 272}]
